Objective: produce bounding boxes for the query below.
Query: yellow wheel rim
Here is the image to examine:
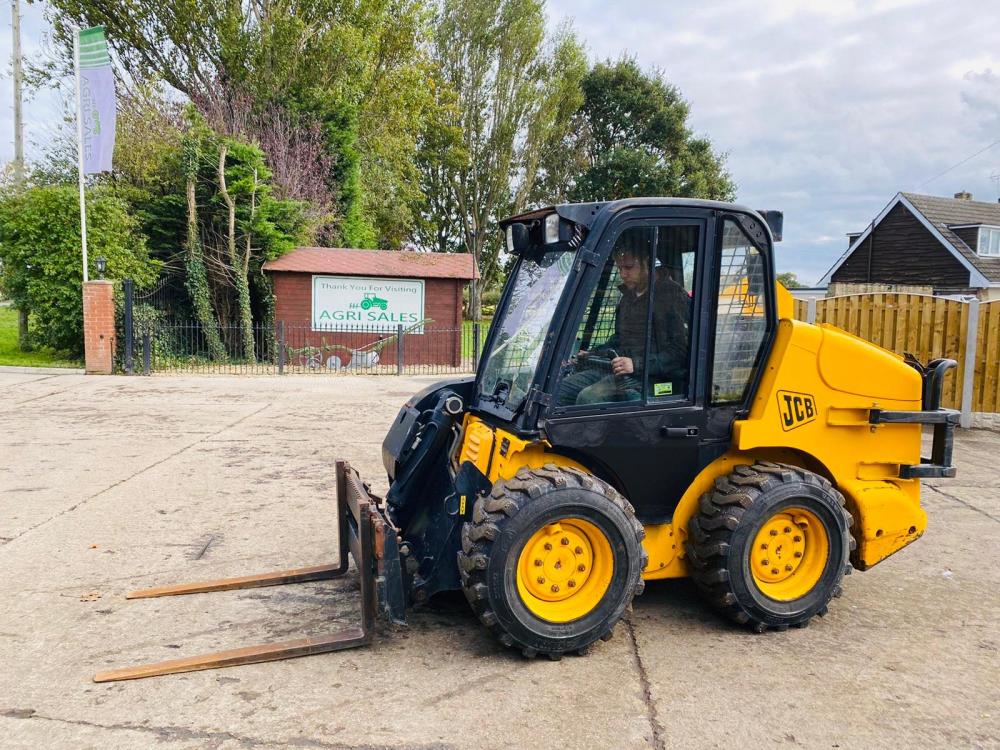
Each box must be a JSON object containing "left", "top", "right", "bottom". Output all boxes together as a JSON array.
[
  {"left": 516, "top": 518, "right": 614, "bottom": 623},
  {"left": 750, "top": 508, "right": 829, "bottom": 601}
]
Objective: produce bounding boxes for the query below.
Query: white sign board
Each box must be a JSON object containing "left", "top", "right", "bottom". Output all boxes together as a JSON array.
[{"left": 312, "top": 275, "right": 426, "bottom": 333}]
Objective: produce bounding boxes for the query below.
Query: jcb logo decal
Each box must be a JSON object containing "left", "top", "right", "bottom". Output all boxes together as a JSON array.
[{"left": 777, "top": 391, "right": 817, "bottom": 431}]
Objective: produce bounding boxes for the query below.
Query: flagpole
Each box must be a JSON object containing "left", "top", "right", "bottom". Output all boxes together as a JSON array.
[{"left": 74, "top": 29, "right": 89, "bottom": 283}]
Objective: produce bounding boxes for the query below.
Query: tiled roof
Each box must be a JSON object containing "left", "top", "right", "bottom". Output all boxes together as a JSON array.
[
  {"left": 263, "top": 247, "right": 479, "bottom": 280},
  {"left": 902, "top": 193, "right": 1000, "bottom": 282}
]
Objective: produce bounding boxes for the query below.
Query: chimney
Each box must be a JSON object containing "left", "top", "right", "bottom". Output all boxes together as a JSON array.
[{"left": 954, "top": 191, "right": 972, "bottom": 201}]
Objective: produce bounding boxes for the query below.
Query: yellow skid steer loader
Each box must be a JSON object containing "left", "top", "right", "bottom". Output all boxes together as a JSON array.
[{"left": 96, "top": 199, "right": 957, "bottom": 681}]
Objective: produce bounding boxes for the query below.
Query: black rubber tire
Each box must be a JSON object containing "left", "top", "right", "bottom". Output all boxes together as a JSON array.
[
  {"left": 685, "top": 461, "right": 855, "bottom": 631},
  {"left": 458, "top": 464, "right": 647, "bottom": 658}
]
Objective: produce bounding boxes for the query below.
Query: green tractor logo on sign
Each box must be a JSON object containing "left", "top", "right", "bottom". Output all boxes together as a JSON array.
[{"left": 359, "top": 293, "right": 389, "bottom": 311}]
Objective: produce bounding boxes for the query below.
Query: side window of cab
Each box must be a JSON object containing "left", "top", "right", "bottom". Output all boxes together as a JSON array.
[{"left": 556, "top": 222, "right": 700, "bottom": 407}]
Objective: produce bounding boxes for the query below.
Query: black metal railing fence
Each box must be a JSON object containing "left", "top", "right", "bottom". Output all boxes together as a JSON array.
[{"left": 123, "top": 319, "right": 487, "bottom": 376}]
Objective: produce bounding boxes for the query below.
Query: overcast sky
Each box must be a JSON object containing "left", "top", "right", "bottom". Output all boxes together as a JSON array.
[
  {"left": 4, "top": 0, "right": 1000, "bottom": 283},
  {"left": 546, "top": 0, "right": 1000, "bottom": 283}
]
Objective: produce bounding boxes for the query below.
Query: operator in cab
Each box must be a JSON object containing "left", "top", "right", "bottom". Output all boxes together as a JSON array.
[{"left": 558, "top": 233, "right": 690, "bottom": 406}]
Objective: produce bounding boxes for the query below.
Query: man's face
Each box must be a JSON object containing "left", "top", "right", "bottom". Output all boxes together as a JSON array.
[{"left": 615, "top": 251, "right": 649, "bottom": 293}]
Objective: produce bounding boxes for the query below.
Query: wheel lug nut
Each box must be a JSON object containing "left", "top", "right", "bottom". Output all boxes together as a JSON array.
[
  {"left": 551, "top": 584, "right": 560, "bottom": 593},
  {"left": 771, "top": 568, "right": 779, "bottom": 575},
  {"left": 783, "top": 526, "right": 791, "bottom": 533},
  {"left": 785, "top": 564, "right": 793, "bottom": 571},
  {"left": 794, "top": 551, "right": 802, "bottom": 558},
  {"left": 770, "top": 529, "right": 778, "bottom": 536},
  {"left": 567, "top": 580, "right": 576, "bottom": 588},
  {"left": 761, "top": 559, "right": 769, "bottom": 566},
  {"left": 560, "top": 537, "right": 569, "bottom": 546},
  {"left": 577, "top": 564, "right": 586, "bottom": 572},
  {"left": 537, "top": 577, "right": 545, "bottom": 584},
  {"left": 544, "top": 543, "right": 552, "bottom": 550},
  {"left": 534, "top": 559, "right": 543, "bottom": 566},
  {"left": 760, "top": 543, "right": 768, "bottom": 550},
  {"left": 575, "top": 546, "right": 583, "bottom": 554},
  {"left": 793, "top": 535, "right": 802, "bottom": 542}
]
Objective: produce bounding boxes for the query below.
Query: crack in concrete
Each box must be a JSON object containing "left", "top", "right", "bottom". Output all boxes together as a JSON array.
[
  {"left": 0, "top": 707, "right": 454, "bottom": 749},
  {"left": 925, "top": 484, "right": 1000, "bottom": 524},
  {"left": 0, "top": 374, "right": 61, "bottom": 390},
  {"left": 0, "top": 403, "right": 272, "bottom": 552},
  {"left": 624, "top": 618, "right": 666, "bottom": 750},
  {"left": 193, "top": 535, "right": 217, "bottom": 560},
  {"left": 15, "top": 386, "right": 78, "bottom": 405}
]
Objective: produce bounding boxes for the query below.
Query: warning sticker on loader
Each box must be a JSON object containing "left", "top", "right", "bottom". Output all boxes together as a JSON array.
[{"left": 777, "top": 391, "right": 817, "bottom": 431}]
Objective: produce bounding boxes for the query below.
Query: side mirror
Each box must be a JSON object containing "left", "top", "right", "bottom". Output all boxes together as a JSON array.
[{"left": 756, "top": 210, "right": 783, "bottom": 242}]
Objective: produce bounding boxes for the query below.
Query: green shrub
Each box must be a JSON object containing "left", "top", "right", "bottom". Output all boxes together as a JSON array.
[{"left": 0, "top": 185, "right": 161, "bottom": 355}]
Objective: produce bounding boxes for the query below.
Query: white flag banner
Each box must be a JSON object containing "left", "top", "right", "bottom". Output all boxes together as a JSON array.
[{"left": 77, "top": 26, "right": 116, "bottom": 174}]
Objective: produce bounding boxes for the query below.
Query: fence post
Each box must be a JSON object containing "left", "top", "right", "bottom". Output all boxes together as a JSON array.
[
  {"left": 473, "top": 322, "right": 481, "bottom": 369},
  {"left": 123, "top": 278, "right": 134, "bottom": 374},
  {"left": 278, "top": 320, "right": 286, "bottom": 375},
  {"left": 806, "top": 297, "right": 817, "bottom": 324},
  {"left": 397, "top": 324, "right": 404, "bottom": 375},
  {"left": 960, "top": 298, "right": 980, "bottom": 429},
  {"left": 142, "top": 328, "right": 151, "bottom": 375}
]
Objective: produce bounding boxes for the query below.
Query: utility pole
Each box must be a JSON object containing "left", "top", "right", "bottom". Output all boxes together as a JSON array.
[
  {"left": 11, "top": 0, "right": 25, "bottom": 184},
  {"left": 11, "top": 0, "right": 30, "bottom": 351}
]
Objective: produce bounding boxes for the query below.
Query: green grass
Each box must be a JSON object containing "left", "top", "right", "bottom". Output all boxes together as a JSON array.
[
  {"left": 462, "top": 318, "right": 492, "bottom": 360},
  {"left": 0, "top": 307, "right": 81, "bottom": 368}
]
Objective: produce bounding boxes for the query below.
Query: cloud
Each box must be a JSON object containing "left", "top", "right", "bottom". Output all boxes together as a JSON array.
[{"left": 548, "top": 0, "right": 1000, "bottom": 283}]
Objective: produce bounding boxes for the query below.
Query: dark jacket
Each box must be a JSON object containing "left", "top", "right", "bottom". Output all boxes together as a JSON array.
[{"left": 602, "top": 277, "right": 689, "bottom": 379}]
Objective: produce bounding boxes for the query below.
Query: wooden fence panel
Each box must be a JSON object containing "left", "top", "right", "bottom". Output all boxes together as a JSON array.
[
  {"left": 813, "top": 293, "right": 967, "bottom": 409},
  {"left": 975, "top": 301, "right": 1000, "bottom": 413},
  {"left": 793, "top": 299, "right": 809, "bottom": 321}
]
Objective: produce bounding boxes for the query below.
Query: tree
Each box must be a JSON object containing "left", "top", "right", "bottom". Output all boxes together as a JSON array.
[
  {"left": 181, "top": 122, "right": 309, "bottom": 357},
  {"left": 0, "top": 185, "right": 160, "bottom": 355},
  {"left": 564, "top": 58, "right": 735, "bottom": 203},
  {"left": 425, "top": 0, "right": 586, "bottom": 318},
  {"left": 412, "top": 75, "right": 469, "bottom": 254},
  {"left": 777, "top": 272, "right": 804, "bottom": 289},
  {"left": 43, "top": 0, "right": 434, "bottom": 247},
  {"left": 513, "top": 22, "right": 587, "bottom": 210}
]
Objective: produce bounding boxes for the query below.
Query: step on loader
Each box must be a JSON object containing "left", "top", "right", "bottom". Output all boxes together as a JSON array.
[{"left": 96, "top": 198, "right": 958, "bottom": 681}]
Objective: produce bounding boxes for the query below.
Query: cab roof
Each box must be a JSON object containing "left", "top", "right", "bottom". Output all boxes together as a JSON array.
[{"left": 500, "top": 198, "right": 782, "bottom": 241}]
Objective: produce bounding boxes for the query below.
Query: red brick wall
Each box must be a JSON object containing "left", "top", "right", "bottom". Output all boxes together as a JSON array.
[
  {"left": 83, "top": 281, "right": 115, "bottom": 374},
  {"left": 270, "top": 272, "right": 466, "bottom": 366}
]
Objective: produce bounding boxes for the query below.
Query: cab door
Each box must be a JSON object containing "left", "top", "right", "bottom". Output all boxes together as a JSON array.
[{"left": 542, "top": 210, "right": 709, "bottom": 523}]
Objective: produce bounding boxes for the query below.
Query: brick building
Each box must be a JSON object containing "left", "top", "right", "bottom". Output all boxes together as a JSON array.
[{"left": 263, "top": 247, "right": 478, "bottom": 368}]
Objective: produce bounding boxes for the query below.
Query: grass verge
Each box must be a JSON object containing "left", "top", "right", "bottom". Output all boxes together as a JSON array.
[{"left": 0, "top": 307, "right": 81, "bottom": 368}]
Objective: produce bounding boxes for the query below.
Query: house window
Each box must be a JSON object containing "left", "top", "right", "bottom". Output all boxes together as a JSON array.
[{"left": 979, "top": 227, "right": 1000, "bottom": 257}]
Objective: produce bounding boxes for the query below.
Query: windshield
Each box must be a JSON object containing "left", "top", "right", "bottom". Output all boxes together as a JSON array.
[{"left": 478, "top": 249, "right": 576, "bottom": 413}]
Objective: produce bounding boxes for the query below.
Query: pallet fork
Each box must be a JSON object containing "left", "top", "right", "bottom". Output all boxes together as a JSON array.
[{"left": 94, "top": 461, "right": 404, "bottom": 682}]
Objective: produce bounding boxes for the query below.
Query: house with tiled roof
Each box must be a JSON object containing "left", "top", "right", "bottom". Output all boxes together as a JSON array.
[{"left": 819, "top": 192, "right": 1000, "bottom": 300}]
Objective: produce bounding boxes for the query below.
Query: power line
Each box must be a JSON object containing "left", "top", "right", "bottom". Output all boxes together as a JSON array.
[{"left": 915, "top": 138, "right": 1000, "bottom": 190}]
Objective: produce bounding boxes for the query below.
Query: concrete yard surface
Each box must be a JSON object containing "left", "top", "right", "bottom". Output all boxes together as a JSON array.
[{"left": 0, "top": 371, "right": 998, "bottom": 749}]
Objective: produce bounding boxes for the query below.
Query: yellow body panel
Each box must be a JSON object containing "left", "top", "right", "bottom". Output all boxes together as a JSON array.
[
  {"left": 775, "top": 282, "right": 794, "bottom": 321},
  {"left": 457, "top": 415, "right": 587, "bottom": 482},
  {"left": 458, "top": 318, "right": 928, "bottom": 578}
]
